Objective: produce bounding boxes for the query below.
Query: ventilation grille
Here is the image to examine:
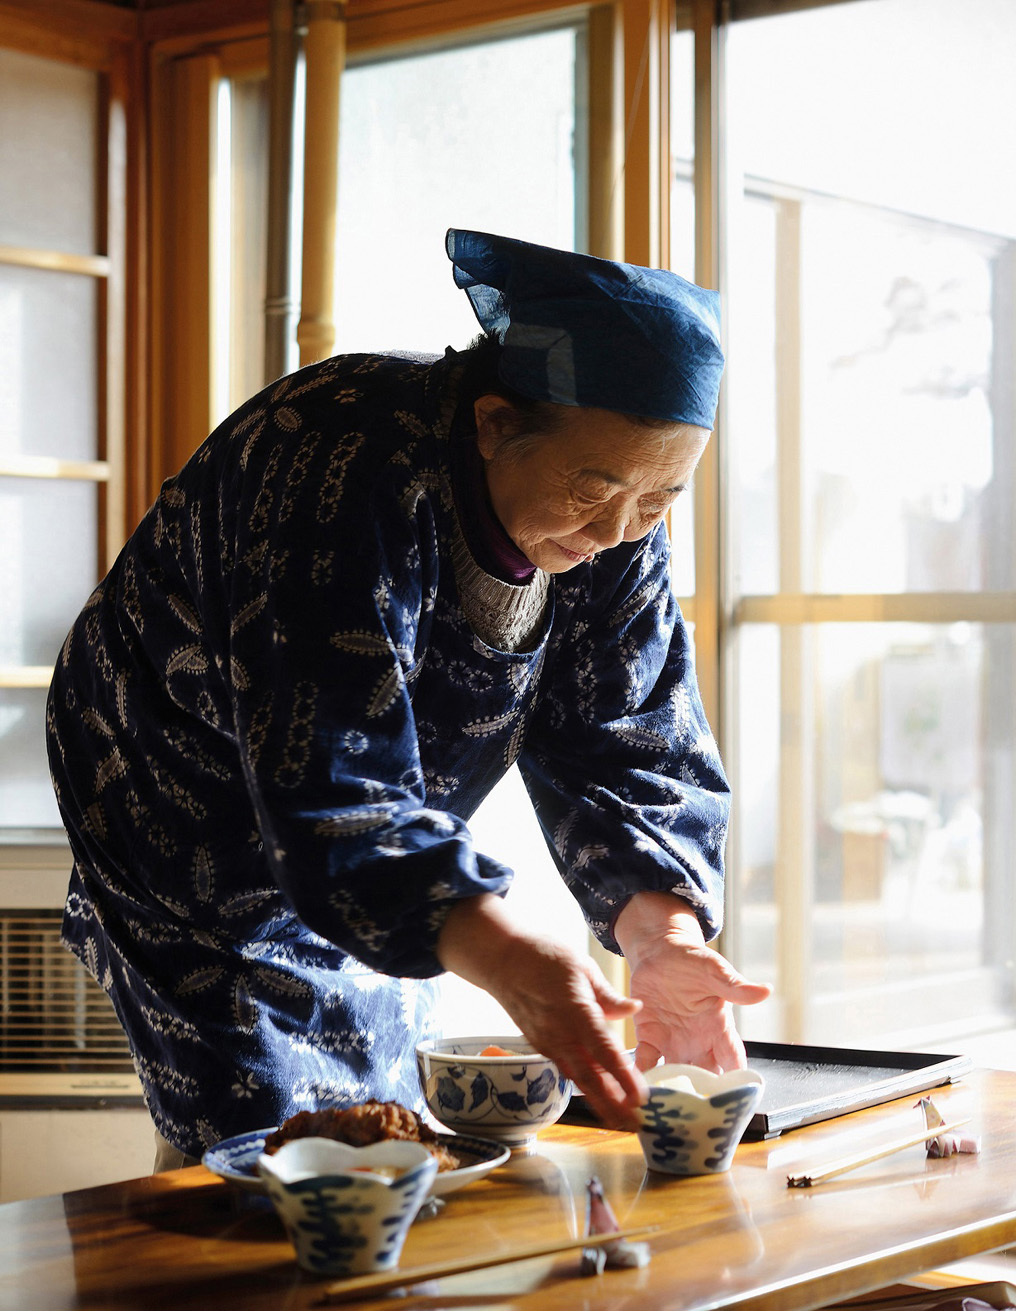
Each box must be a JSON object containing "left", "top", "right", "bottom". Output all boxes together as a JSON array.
[{"left": 0, "top": 910, "right": 134, "bottom": 1074}]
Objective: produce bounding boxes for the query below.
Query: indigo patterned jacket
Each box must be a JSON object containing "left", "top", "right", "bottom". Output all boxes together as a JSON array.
[{"left": 46, "top": 352, "right": 730, "bottom": 1158}]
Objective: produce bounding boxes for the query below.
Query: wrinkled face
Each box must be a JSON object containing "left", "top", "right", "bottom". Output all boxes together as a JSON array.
[{"left": 474, "top": 396, "right": 710, "bottom": 574}]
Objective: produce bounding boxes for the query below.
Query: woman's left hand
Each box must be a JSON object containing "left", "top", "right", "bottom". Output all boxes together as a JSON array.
[{"left": 614, "top": 890, "right": 771, "bottom": 1074}]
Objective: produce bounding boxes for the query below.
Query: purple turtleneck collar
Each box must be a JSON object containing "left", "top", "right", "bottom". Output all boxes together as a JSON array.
[{"left": 450, "top": 412, "right": 537, "bottom": 585}]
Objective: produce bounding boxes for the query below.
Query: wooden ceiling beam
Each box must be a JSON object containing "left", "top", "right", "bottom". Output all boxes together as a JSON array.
[{"left": 0, "top": 0, "right": 136, "bottom": 63}]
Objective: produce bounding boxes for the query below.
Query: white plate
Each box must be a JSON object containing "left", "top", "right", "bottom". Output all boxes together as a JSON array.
[{"left": 202, "top": 1126, "right": 510, "bottom": 1198}]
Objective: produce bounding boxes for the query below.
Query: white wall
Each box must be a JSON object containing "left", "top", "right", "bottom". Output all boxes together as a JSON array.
[{"left": 0, "top": 1107, "right": 155, "bottom": 1203}]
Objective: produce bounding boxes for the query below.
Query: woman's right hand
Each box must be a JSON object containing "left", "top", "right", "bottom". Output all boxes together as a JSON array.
[{"left": 435, "top": 894, "right": 648, "bottom": 1130}]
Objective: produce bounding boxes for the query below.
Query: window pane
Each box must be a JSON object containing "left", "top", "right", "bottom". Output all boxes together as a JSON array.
[
  {"left": 669, "top": 27, "right": 695, "bottom": 280},
  {"left": 0, "top": 48, "right": 100, "bottom": 255},
  {"left": 734, "top": 621, "right": 1015, "bottom": 1047},
  {"left": 0, "top": 690, "right": 62, "bottom": 830},
  {"left": 727, "top": 197, "right": 778, "bottom": 595},
  {"left": 725, "top": 0, "right": 1016, "bottom": 596},
  {"left": 0, "top": 478, "right": 97, "bottom": 667},
  {"left": 0, "top": 265, "right": 99, "bottom": 463},
  {"left": 226, "top": 75, "right": 270, "bottom": 410},
  {"left": 330, "top": 26, "right": 589, "bottom": 1030},
  {"left": 334, "top": 27, "right": 582, "bottom": 356}
]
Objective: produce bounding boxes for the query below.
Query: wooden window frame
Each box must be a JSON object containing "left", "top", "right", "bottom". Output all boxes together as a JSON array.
[
  {"left": 0, "top": 5, "right": 134, "bottom": 859},
  {"left": 146, "top": 0, "right": 676, "bottom": 488}
]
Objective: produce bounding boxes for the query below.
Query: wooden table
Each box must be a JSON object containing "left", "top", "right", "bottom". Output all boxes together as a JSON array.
[{"left": 2, "top": 1068, "right": 1014, "bottom": 1311}]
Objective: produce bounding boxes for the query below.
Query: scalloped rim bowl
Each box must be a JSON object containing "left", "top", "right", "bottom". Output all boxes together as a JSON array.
[
  {"left": 257, "top": 1138, "right": 438, "bottom": 1276},
  {"left": 416, "top": 1035, "right": 572, "bottom": 1145},
  {"left": 636, "top": 1063, "right": 765, "bottom": 1176}
]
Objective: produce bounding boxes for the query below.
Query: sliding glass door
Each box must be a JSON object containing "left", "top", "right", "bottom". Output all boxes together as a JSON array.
[{"left": 712, "top": 0, "right": 1016, "bottom": 1049}]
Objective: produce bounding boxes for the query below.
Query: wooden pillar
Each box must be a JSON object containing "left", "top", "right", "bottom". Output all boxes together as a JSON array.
[
  {"left": 690, "top": 0, "right": 730, "bottom": 966},
  {"left": 620, "top": 0, "right": 671, "bottom": 269},
  {"left": 297, "top": 0, "right": 346, "bottom": 367},
  {"left": 264, "top": 0, "right": 299, "bottom": 384},
  {"left": 152, "top": 51, "right": 218, "bottom": 483},
  {"left": 691, "top": 0, "right": 722, "bottom": 736},
  {"left": 585, "top": 5, "right": 623, "bottom": 260},
  {"left": 584, "top": 3, "right": 672, "bottom": 1035}
]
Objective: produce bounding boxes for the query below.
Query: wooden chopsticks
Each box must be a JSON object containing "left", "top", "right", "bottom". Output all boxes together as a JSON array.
[
  {"left": 786, "top": 1118, "right": 971, "bottom": 1188},
  {"left": 316, "top": 1224, "right": 660, "bottom": 1303}
]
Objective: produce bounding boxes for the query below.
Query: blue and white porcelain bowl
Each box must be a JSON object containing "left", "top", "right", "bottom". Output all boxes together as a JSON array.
[
  {"left": 416, "top": 1035, "right": 572, "bottom": 1146},
  {"left": 636, "top": 1063, "right": 764, "bottom": 1176},
  {"left": 257, "top": 1138, "right": 438, "bottom": 1277}
]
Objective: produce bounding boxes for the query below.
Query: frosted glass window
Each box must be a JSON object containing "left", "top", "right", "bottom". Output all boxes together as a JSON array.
[
  {"left": 0, "top": 690, "right": 62, "bottom": 830},
  {"left": 0, "top": 48, "right": 100, "bottom": 256},
  {"left": 226, "top": 76, "right": 270, "bottom": 411},
  {"left": 325, "top": 26, "right": 588, "bottom": 1034},
  {"left": 334, "top": 28, "right": 581, "bottom": 356},
  {"left": 0, "top": 266, "right": 99, "bottom": 463},
  {"left": 725, "top": 0, "right": 1016, "bottom": 596},
  {"left": 725, "top": 197, "right": 778, "bottom": 596},
  {"left": 0, "top": 478, "right": 97, "bottom": 667},
  {"left": 669, "top": 28, "right": 695, "bottom": 281},
  {"left": 734, "top": 621, "right": 1014, "bottom": 1046},
  {"left": 722, "top": 0, "right": 1016, "bottom": 1054}
]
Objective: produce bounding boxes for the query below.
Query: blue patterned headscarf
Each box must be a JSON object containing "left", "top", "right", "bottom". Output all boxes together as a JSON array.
[{"left": 446, "top": 228, "right": 724, "bottom": 428}]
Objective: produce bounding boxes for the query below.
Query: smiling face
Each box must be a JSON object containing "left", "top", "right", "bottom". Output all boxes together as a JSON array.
[{"left": 473, "top": 395, "right": 710, "bottom": 574}]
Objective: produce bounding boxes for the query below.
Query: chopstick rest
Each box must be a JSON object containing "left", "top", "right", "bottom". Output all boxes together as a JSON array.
[
  {"left": 917, "top": 1096, "right": 982, "bottom": 1157},
  {"left": 581, "top": 1176, "right": 652, "bottom": 1273},
  {"left": 786, "top": 1118, "right": 972, "bottom": 1188}
]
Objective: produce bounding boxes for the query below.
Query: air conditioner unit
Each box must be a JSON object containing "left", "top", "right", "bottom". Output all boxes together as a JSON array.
[{"left": 0, "top": 851, "right": 142, "bottom": 1106}]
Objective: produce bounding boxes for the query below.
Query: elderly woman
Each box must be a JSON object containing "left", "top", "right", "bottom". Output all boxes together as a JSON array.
[{"left": 47, "top": 229, "right": 768, "bottom": 1168}]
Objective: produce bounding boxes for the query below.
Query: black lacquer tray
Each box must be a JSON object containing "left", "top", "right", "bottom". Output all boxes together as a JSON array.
[
  {"left": 562, "top": 1040, "right": 972, "bottom": 1139},
  {"left": 741, "top": 1040, "right": 972, "bottom": 1138}
]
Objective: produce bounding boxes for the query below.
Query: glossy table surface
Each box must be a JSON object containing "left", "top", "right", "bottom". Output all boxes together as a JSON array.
[{"left": 2, "top": 1068, "right": 1014, "bottom": 1311}]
